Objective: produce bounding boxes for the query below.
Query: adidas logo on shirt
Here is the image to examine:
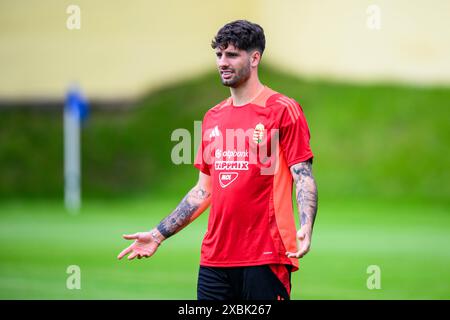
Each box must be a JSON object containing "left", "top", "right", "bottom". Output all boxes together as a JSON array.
[{"left": 208, "top": 125, "right": 221, "bottom": 139}]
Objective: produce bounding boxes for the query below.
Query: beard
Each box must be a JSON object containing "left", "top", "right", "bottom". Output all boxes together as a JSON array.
[{"left": 220, "top": 61, "right": 251, "bottom": 88}]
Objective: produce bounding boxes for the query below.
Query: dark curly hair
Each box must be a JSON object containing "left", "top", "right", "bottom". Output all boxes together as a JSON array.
[{"left": 211, "top": 20, "right": 266, "bottom": 55}]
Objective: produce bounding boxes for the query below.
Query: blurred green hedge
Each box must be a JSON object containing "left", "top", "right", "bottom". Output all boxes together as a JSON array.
[{"left": 0, "top": 67, "right": 449, "bottom": 202}]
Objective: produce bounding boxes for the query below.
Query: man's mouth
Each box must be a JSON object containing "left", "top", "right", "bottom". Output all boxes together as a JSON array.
[{"left": 221, "top": 70, "right": 234, "bottom": 80}]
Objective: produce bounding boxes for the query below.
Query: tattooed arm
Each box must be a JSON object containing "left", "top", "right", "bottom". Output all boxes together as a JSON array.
[
  {"left": 286, "top": 159, "right": 318, "bottom": 259},
  {"left": 156, "top": 172, "right": 212, "bottom": 239},
  {"left": 117, "top": 172, "right": 212, "bottom": 261}
]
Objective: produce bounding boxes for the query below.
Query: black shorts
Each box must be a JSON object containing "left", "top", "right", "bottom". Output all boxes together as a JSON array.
[{"left": 197, "top": 265, "right": 292, "bottom": 300}]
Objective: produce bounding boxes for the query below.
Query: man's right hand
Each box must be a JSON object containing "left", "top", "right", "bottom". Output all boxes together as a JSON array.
[{"left": 117, "top": 231, "right": 162, "bottom": 260}]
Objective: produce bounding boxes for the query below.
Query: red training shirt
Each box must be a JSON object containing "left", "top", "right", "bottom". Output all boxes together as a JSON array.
[{"left": 194, "top": 86, "right": 313, "bottom": 272}]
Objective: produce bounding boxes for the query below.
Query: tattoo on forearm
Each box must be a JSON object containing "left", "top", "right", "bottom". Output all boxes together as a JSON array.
[
  {"left": 156, "top": 187, "right": 210, "bottom": 238},
  {"left": 291, "top": 160, "right": 318, "bottom": 230},
  {"left": 190, "top": 188, "right": 210, "bottom": 202}
]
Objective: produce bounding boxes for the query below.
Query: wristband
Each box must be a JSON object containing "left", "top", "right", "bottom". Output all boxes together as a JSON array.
[{"left": 150, "top": 231, "right": 161, "bottom": 245}]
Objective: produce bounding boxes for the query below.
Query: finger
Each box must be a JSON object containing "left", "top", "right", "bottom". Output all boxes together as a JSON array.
[
  {"left": 285, "top": 250, "right": 299, "bottom": 257},
  {"left": 123, "top": 233, "right": 139, "bottom": 240},
  {"left": 297, "top": 246, "right": 310, "bottom": 258},
  {"left": 143, "top": 249, "right": 155, "bottom": 258},
  {"left": 285, "top": 251, "right": 300, "bottom": 259},
  {"left": 128, "top": 251, "right": 139, "bottom": 260},
  {"left": 285, "top": 247, "right": 309, "bottom": 259},
  {"left": 117, "top": 246, "right": 133, "bottom": 260},
  {"left": 298, "top": 248, "right": 309, "bottom": 258},
  {"left": 287, "top": 252, "right": 300, "bottom": 259}
]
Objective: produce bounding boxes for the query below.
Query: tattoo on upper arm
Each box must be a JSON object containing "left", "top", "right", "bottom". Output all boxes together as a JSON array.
[
  {"left": 156, "top": 186, "right": 210, "bottom": 238},
  {"left": 291, "top": 160, "right": 318, "bottom": 229}
]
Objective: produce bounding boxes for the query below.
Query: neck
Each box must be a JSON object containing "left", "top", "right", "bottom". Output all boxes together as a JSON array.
[{"left": 230, "top": 73, "right": 265, "bottom": 106}]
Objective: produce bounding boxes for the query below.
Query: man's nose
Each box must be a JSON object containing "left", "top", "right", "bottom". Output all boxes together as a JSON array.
[{"left": 218, "top": 56, "right": 229, "bottom": 69}]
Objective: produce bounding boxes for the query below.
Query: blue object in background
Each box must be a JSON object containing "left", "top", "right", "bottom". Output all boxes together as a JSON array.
[
  {"left": 65, "top": 86, "right": 89, "bottom": 123},
  {"left": 64, "top": 85, "right": 89, "bottom": 213}
]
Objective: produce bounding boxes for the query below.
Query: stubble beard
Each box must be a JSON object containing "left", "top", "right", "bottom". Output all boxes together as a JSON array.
[{"left": 220, "top": 61, "right": 251, "bottom": 88}]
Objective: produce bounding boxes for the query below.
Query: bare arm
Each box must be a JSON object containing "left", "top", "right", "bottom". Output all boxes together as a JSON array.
[
  {"left": 156, "top": 172, "right": 212, "bottom": 239},
  {"left": 118, "top": 172, "right": 212, "bottom": 260},
  {"left": 286, "top": 159, "right": 318, "bottom": 259}
]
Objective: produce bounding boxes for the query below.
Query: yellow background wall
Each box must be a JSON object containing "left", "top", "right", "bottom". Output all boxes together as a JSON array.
[
  {"left": 261, "top": 0, "right": 450, "bottom": 85},
  {"left": 0, "top": 0, "right": 448, "bottom": 100}
]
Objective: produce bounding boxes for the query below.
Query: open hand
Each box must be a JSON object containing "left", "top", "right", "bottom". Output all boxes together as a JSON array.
[{"left": 117, "top": 232, "right": 160, "bottom": 260}]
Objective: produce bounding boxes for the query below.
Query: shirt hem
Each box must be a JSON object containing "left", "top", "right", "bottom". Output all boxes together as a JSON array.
[{"left": 200, "top": 258, "right": 298, "bottom": 272}]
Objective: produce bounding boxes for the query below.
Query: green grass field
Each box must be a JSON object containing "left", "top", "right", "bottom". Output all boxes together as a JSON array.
[{"left": 1, "top": 196, "right": 448, "bottom": 299}]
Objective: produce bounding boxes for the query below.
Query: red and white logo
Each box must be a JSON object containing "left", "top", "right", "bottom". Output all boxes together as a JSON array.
[{"left": 219, "top": 172, "right": 238, "bottom": 188}]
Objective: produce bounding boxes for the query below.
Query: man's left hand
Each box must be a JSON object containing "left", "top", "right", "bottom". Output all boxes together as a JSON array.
[{"left": 286, "top": 228, "right": 311, "bottom": 259}]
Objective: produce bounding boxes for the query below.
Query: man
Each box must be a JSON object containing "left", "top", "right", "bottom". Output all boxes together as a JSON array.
[{"left": 118, "top": 20, "right": 318, "bottom": 300}]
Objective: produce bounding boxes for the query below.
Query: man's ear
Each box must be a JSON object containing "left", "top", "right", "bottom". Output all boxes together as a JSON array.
[{"left": 250, "top": 50, "right": 261, "bottom": 67}]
